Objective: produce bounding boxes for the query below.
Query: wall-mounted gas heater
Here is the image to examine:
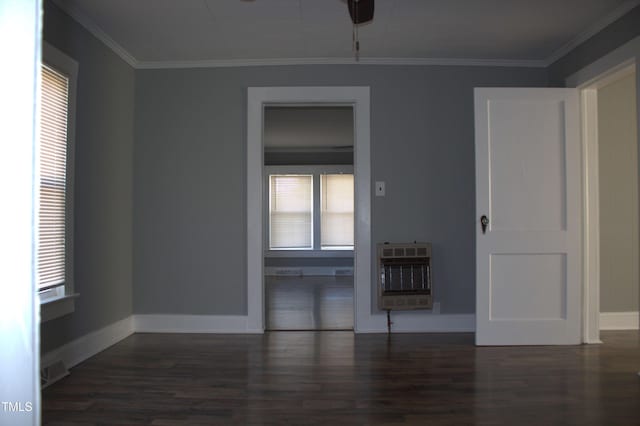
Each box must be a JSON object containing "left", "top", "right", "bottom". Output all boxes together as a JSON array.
[{"left": 377, "top": 242, "right": 432, "bottom": 310}]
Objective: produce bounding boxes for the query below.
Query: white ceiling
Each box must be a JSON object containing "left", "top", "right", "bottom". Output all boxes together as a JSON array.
[{"left": 52, "top": 0, "right": 640, "bottom": 68}]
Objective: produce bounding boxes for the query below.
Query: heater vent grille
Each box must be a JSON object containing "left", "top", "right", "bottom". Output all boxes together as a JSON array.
[{"left": 377, "top": 242, "right": 432, "bottom": 310}]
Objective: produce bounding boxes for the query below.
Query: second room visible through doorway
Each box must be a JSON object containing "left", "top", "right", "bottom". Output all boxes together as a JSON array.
[{"left": 263, "top": 106, "right": 355, "bottom": 330}]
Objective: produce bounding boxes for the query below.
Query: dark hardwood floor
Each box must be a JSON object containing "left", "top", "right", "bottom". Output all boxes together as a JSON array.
[
  {"left": 43, "top": 331, "right": 640, "bottom": 425},
  {"left": 265, "top": 275, "right": 354, "bottom": 330}
]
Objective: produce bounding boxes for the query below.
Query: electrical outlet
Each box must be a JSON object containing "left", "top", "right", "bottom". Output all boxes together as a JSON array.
[
  {"left": 432, "top": 302, "right": 441, "bottom": 314},
  {"left": 375, "top": 181, "right": 385, "bottom": 196}
]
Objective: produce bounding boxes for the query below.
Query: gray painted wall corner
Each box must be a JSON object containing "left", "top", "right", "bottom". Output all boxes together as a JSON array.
[{"left": 41, "top": 0, "right": 135, "bottom": 353}]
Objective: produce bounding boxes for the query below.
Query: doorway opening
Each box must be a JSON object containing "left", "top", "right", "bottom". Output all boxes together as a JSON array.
[
  {"left": 580, "top": 62, "right": 639, "bottom": 343},
  {"left": 263, "top": 106, "right": 355, "bottom": 330},
  {"left": 246, "top": 87, "right": 371, "bottom": 333}
]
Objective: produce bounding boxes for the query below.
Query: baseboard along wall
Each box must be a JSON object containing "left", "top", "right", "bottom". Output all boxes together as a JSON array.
[
  {"left": 41, "top": 311, "right": 639, "bottom": 374},
  {"left": 41, "top": 316, "right": 134, "bottom": 370},
  {"left": 41, "top": 312, "right": 476, "bottom": 371},
  {"left": 600, "top": 311, "right": 640, "bottom": 330}
]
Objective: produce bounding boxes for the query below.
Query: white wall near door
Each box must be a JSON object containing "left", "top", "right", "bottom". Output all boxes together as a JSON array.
[{"left": 0, "top": 0, "right": 41, "bottom": 423}]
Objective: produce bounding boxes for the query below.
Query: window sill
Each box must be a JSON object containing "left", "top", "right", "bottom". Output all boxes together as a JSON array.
[
  {"left": 265, "top": 250, "right": 354, "bottom": 258},
  {"left": 40, "top": 292, "right": 79, "bottom": 323}
]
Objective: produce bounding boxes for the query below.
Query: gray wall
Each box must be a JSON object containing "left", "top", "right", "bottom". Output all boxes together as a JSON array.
[
  {"left": 40, "top": 0, "right": 640, "bottom": 346},
  {"left": 133, "top": 65, "right": 547, "bottom": 315},
  {"left": 599, "top": 73, "right": 639, "bottom": 312},
  {"left": 548, "top": 5, "right": 640, "bottom": 85},
  {"left": 40, "top": 0, "right": 135, "bottom": 353}
]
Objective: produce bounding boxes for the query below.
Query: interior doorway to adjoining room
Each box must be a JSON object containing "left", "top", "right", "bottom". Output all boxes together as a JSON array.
[
  {"left": 246, "top": 86, "right": 371, "bottom": 334},
  {"left": 579, "top": 62, "right": 639, "bottom": 343},
  {"left": 262, "top": 106, "right": 355, "bottom": 330}
]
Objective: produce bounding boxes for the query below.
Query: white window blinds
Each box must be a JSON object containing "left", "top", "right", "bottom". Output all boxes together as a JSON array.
[
  {"left": 321, "top": 174, "right": 354, "bottom": 249},
  {"left": 269, "top": 175, "right": 313, "bottom": 249},
  {"left": 38, "top": 64, "right": 69, "bottom": 291}
]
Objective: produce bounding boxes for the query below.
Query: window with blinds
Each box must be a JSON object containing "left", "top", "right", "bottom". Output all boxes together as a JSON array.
[
  {"left": 269, "top": 175, "right": 313, "bottom": 249},
  {"left": 321, "top": 174, "right": 354, "bottom": 249},
  {"left": 38, "top": 64, "right": 69, "bottom": 291}
]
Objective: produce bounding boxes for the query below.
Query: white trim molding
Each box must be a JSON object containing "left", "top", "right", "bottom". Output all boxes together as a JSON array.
[
  {"left": 53, "top": 0, "right": 640, "bottom": 70},
  {"left": 140, "top": 313, "right": 473, "bottom": 334},
  {"left": 136, "top": 57, "right": 546, "bottom": 70},
  {"left": 40, "top": 315, "right": 258, "bottom": 372},
  {"left": 41, "top": 316, "right": 134, "bottom": 370},
  {"left": 133, "top": 314, "right": 261, "bottom": 333},
  {"left": 50, "top": 0, "right": 546, "bottom": 70},
  {"left": 40, "top": 42, "right": 80, "bottom": 323},
  {"left": 565, "top": 35, "right": 640, "bottom": 344},
  {"left": 600, "top": 311, "right": 640, "bottom": 330},
  {"left": 41, "top": 312, "right": 477, "bottom": 376},
  {"left": 40, "top": 293, "right": 79, "bottom": 323},
  {"left": 580, "top": 87, "right": 602, "bottom": 344},
  {"left": 42, "top": 313, "right": 476, "bottom": 368},
  {"left": 50, "top": 0, "right": 137, "bottom": 68}
]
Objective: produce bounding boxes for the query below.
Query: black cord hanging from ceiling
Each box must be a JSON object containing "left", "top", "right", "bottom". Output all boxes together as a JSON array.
[{"left": 347, "top": 0, "right": 374, "bottom": 61}]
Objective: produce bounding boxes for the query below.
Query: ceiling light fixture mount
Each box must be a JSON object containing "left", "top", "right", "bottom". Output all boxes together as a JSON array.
[{"left": 347, "top": 0, "right": 374, "bottom": 61}]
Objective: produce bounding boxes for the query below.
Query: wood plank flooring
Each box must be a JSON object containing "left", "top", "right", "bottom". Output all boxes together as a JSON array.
[
  {"left": 42, "top": 331, "right": 640, "bottom": 425},
  {"left": 265, "top": 275, "right": 354, "bottom": 330}
]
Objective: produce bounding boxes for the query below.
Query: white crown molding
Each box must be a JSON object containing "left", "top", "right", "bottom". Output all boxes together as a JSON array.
[
  {"left": 50, "top": 0, "right": 138, "bottom": 68},
  {"left": 52, "top": 0, "right": 638, "bottom": 70},
  {"left": 135, "top": 56, "right": 547, "bottom": 70},
  {"left": 544, "top": 0, "right": 640, "bottom": 67},
  {"left": 50, "top": 0, "right": 545, "bottom": 70}
]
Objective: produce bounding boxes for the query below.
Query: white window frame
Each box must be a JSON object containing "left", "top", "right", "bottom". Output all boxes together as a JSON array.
[
  {"left": 38, "top": 42, "right": 78, "bottom": 322},
  {"left": 264, "top": 165, "right": 354, "bottom": 258},
  {"left": 268, "top": 173, "right": 314, "bottom": 251}
]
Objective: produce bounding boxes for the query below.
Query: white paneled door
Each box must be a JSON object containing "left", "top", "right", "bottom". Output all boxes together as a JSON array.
[{"left": 475, "top": 88, "right": 581, "bottom": 345}]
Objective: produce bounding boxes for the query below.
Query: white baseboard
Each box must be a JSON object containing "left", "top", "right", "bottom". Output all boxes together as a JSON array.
[
  {"left": 133, "top": 314, "right": 261, "bottom": 333},
  {"left": 600, "top": 311, "right": 640, "bottom": 330},
  {"left": 42, "top": 312, "right": 475, "bottom": 370},
  {"left": 41, "top": 315, "right": 259, "bottom": 371},
  {"left": 356, "top": 313, "right": 475, "bottom": 333},
  {"left": 41, "top": 316, "right": 134, "bottom": 369},
  {"left": 41, "top": 311, "right": 638, "bottom": 370}
]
